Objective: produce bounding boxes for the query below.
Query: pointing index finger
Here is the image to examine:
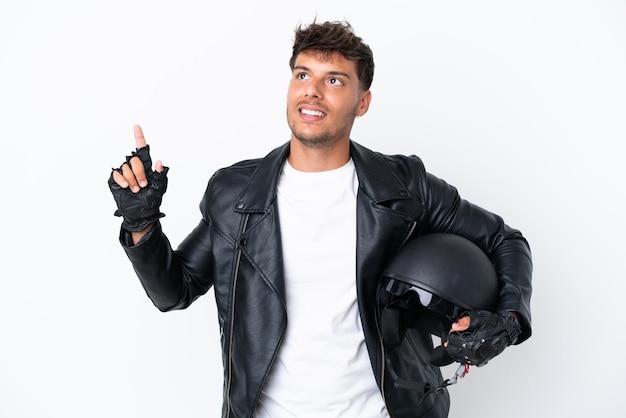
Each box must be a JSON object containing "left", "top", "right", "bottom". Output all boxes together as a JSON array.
[{"left": 134, "top": 124, "right": 147, "bottom": 149}]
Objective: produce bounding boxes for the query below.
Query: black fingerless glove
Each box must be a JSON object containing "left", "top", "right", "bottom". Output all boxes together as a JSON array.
[
  {"left": 443, "top": 310, "right": 521, "bottom": 367},
  {"left": 108, "top": 145, "right": 169, "bottom": 232}
]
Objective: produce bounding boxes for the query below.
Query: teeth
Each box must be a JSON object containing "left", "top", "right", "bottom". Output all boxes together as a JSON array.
[{"left": 301, "top": 108, "right": 325, "bottom": 117}]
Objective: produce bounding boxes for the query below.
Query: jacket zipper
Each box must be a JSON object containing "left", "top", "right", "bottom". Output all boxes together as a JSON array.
[
  {"left": 226, "top": 214, "right": 250, "bottom": 418},
  {"left": 374, "top": 289, "right": 390, "bottom": 413},
  {"left": 377, "top": 219, "right": 417, "bottom": 417}
]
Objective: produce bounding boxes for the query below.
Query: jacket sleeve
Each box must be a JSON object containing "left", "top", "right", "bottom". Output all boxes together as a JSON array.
[
  {"left": 422, "top": 171, "right": 533, "bottom": 343},
  {"left": 119, "top": 219, "right": 215, "bottom": 312}
]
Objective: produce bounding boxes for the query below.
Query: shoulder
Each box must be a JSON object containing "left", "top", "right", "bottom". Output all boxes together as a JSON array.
[
  {"left": 208, "top": 141, "right": 286, "bottom": 187},
  {"left": 350, "top": 141, "right": 429, "bottom": 190},
  {"left": 200, "top": 142, "right": 289, "bottom": 216},
  {"left": 210, "top": 157, "right": 263, "bottom": 184},
  {"left": 351, "top": 141, "right": 425, "bottom": 170}
]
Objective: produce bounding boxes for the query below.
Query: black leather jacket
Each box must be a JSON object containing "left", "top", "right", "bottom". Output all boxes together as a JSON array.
[{"left": 121, "top": 141, "right": 532, "bottom": 418}]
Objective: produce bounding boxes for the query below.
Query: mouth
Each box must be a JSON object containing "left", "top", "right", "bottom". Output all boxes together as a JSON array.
[{"left": 299, "top": 106, "right": 326, "bottom": 119}]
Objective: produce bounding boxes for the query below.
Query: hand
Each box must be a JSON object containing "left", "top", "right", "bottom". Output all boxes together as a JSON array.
[
  {"left": 108, "top": 125, "right": 169, "bottom": 233},
  {"left": 450, "top": 315, "right": 471, "bottom": 333},
  {"left": 111, "top": 125, "right": 164, "bottom": 191},
  {"left": 444, "top": 310, "right": 521, "bottom": 367}
]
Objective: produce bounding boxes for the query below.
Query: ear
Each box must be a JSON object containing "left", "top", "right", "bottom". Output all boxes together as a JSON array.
[{"left": 356, "top": 89, "right": 372, "bottom": 117}]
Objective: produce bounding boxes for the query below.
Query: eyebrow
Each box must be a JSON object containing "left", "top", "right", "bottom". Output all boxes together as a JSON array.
[{"left": 293, "top": 65, "right": 352, "bottom": 79}]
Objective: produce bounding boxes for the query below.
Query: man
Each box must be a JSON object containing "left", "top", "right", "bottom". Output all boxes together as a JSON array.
[{"left": 109, "top": 20, "right": 532, "bottom": 418}]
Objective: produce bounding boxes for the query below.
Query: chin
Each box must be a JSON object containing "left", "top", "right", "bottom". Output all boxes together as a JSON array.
[{"left": 292, "top": 131, "right": 337, "bottom": 149}]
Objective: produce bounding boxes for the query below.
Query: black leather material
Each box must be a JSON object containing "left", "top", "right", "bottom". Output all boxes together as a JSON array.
[
  {"left": 118, "top": 141, "right": 532, "bottom": 418},
  {"left": 109, "top": 145, "right": 169, "bottom": 232},
  {"left": 444, "top": 310, "right": 522, "bottom": 367}
]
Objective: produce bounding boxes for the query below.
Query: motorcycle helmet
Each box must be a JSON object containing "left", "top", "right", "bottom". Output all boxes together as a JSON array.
[{"left": 380, "top": 233, "right": 499, "bottom": 345}]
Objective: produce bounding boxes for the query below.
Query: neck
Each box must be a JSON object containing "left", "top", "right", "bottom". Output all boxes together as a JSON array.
[{"left": 287, "top": 137, "right": 351, "bottom": 172}]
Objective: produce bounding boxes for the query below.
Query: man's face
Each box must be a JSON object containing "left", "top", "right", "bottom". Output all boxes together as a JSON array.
[{"left": 287, "top": 51, "right": 371, "bottom": 149}]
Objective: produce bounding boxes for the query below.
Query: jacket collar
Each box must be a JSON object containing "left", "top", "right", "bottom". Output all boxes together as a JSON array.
[
  {"left": 233, "top": 142, "right": 289, "bottom": 214},
  {"left": 234, "top": 140, "right": 411, "bottom": 212},
  {"left": 350, "top": 141, "right": 412, "bottom": 203}
]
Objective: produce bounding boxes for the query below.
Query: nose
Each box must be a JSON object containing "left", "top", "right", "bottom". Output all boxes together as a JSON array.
[{"left": 304, "top": 79, "right": 322, "bottom": 99}]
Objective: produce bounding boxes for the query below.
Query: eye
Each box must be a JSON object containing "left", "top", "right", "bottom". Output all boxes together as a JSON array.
[
  {"left": 328, "top": 77, "right": 343, "bottom": 86},
  {"left": 297, "top": 72, "right": 309, "bottom": 80}
]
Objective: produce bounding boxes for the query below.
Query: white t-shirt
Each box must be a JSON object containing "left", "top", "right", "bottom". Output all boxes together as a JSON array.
[{"left": 254, "top": 159, "right": 389, "bottom": 418}]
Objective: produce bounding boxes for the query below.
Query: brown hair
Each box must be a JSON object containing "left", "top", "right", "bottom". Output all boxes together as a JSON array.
[{"left": 289, "top": 20, "right": 375, "bottom": 91}]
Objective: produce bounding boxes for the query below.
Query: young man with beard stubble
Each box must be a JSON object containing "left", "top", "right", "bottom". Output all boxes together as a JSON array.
[{"left": 109, "top": 20, "right": 532, "bottom": 418}]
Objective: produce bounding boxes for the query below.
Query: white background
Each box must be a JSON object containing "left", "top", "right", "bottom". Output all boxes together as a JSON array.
[{"left": 1, "top": 1, "right": 624, "bottom": 417}]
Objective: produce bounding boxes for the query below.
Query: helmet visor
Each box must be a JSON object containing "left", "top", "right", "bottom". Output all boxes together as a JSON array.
[{"left": 383, "top": 277, "right": 464, "bottom": 321}]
